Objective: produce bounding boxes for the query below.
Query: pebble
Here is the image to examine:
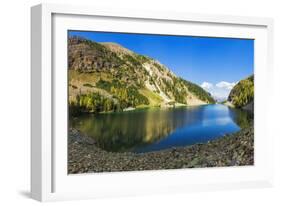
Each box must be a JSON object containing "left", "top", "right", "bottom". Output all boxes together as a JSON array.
[{"left": 68, "top": 126, "right": 254, "bottom": 174}]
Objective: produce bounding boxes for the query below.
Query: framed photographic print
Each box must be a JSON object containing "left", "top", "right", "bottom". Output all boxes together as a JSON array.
[{"left": 31, "top": 3, "right": 274, "bottom": 201}]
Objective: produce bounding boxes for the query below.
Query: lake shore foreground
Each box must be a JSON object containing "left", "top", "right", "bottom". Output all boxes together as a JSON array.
[{"left": 68, "top": 125, "right": 254, "bottom": 174}]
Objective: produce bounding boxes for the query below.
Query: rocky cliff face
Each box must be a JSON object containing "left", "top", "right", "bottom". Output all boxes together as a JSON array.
[{"left": 68, "top": 36, "right": 215, "bottom": 113}]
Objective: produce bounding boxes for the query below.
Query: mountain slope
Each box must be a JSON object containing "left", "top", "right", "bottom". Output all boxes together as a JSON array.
[
  {"left": 68, "top": 36, "right": 215, "bottom": 114},
  {"left": 227, "top": 75, "right": 254, "bottom": 111}
]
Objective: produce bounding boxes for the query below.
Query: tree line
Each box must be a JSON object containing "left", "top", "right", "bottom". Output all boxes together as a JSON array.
[
  {"left": 228, "top": 75, "right": 254, "bottom": 108},
  {"left": 69, "top": 79, "right": 149, "bottom": 116}
]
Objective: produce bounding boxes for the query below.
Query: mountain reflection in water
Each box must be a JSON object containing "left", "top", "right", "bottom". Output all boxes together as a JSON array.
[{"left": 69, "top": 104, "right": 253, "bottom": 153}]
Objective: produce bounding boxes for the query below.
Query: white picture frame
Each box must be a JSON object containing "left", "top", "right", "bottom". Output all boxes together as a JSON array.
[{"left": 31, "top": 3, "right": 274, "bottom": 202}]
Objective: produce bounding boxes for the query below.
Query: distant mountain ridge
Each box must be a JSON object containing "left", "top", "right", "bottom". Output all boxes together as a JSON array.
[{"left": 68, "top": 36, "right": 215, "bottom": 114}]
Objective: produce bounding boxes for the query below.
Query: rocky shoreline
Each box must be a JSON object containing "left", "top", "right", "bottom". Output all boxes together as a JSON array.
[{"left": 68, "top": 126, "right": 254, "bottom": 174}]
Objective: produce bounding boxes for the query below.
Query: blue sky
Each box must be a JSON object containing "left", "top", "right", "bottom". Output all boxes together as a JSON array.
[{"left": 69, "top": 31, "right": 254, "bottom": 101}]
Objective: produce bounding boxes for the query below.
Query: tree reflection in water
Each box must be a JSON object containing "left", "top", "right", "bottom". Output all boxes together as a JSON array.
[{"left": 70, "top": 105, "right": 252, "bottom": 153}]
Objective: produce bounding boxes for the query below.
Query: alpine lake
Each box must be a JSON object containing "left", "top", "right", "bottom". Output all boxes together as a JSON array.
[{"left": 69, "top": 104, "right": 253, "bottom": 153}]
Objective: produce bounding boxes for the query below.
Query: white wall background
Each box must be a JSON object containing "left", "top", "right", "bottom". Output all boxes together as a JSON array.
[{"left": 0, "top": 0, "right": 280, "bottom": 205}]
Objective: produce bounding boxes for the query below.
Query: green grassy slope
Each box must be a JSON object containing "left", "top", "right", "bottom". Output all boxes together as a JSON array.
[{"left": 68, "top": 36, "right": 215, "bottom": 115}]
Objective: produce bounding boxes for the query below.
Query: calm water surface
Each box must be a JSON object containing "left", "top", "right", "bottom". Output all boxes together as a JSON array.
[{"left": 70, "top": 104, "right": 252, "bottom": 153}]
